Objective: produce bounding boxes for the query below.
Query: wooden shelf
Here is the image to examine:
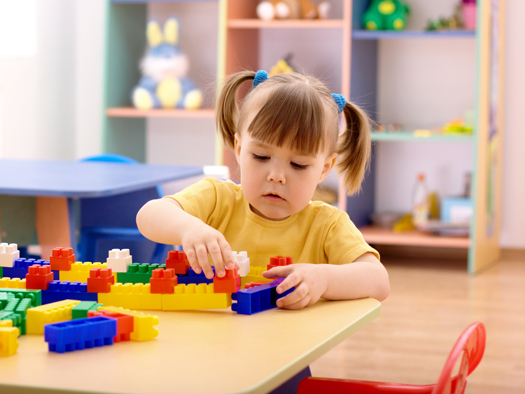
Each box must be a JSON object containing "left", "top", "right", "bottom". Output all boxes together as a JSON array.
[
  {"left": 371, "top": 131, "right": 475, "bottom": 142},
  {"left": 352, "top": 30, "right": 476, "bottom": 40},
  {"left": 106, "top": 107, "right": 215, "bottom": 118},
  {"left": 228, "top": 19, "right": 345, "bottom": 29},
  {"left": 360, "top": 226, "right": 470, "bottom": 249}
]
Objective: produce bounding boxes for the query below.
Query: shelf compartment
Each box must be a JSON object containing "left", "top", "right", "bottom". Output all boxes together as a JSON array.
[
  {"left": 360, "top": 226, "right": 470, "bottom": 249},
  {"left": 106, "top": 107, "right": 215, "bottom": 118},
  {"left": 370, "top": 131, "right": 475, "bottom": 142},
  {"left": 228, "top": 19, "right": 345, "bottom": 29},
  {"left": 352, "top": 30, "right": 476, "bottom": 40}
]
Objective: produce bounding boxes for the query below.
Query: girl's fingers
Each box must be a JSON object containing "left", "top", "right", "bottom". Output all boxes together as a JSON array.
[
  {"left": 185, "top": 248, "right": 201, "bottom": 274},
  {"left": 277, "top": 287, "right": 310, "bottom": 310},
  {"left": 195, "top": 245, "right": 213, "bottom": 279},
  {"left": 207, "top": 241, "right": 225, "bottom": 277},
  {"left": 262, "top": 265, "right": 293, "bottom": 279},
  {"left": 276, "top": 272, "right": 302, "bottom": 294},
  {"left": 218, "top": 239, "right": 235, "bottom": 270}
]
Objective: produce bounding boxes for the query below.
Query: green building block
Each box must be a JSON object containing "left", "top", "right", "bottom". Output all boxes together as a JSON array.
[
  {"left": 72, "top": 301, "right": 103, "bottom": 319},
  {"left": 0, "top": 288, "right": 42, "bottom": 307},
  {"left": 0, "top": 292, "right": 12, "bottom": 309},
  {"left": 116, "top": 263, "right": 165, "bottom": 284},
  {"left": 0, "top": 267, "right": 3, "bottom": 277}
]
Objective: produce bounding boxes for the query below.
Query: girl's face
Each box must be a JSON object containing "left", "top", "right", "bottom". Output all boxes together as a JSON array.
[{"left": 234, "top": 131, "right": 337, "bottom": 221}]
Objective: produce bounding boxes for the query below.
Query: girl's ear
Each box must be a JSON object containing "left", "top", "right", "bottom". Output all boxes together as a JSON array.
[
  {"left": 318, "top": 152, "right": 337, "bottom": 183},
  {"left": 163, "top": 17, "right": 179, "bottom": 45},
  {"left": 234, "top": 133, "right": 242, "bottom": 164},
  {"left": 146, "top": 20, "right": 163, "bottom": 48}
]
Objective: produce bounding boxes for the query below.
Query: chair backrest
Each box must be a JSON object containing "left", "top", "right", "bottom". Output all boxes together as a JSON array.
[{"left": 432, "top": 322, "right": 486, "bottom": 394}]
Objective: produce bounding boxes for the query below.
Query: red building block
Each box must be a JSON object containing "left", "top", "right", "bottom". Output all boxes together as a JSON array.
[
  {"left": 267, "top": 256, "right": 293, "bottom": 271},
  {"left": 150, "top": 268, "right": 178, "bottom": 294},
  {"left": 26, "top": 264, "right": 54, "bottom": 290},
  {"left": 213, "top": 268, "right": 241, "bottom": 293},
  {"left": 165, "top": 250, "right": 189, "bottom": 275},
  {"left": 244, "top": 281, "right": 269, "bottom": 289},
  {"left": 87, "top": 310, "right": 134, "bottom": 342},
  {"left": 87, "top": 268, "right": 115, "bottom": 293},
  {"left": 49, "top": 247, "right": 75, "bottom": 271}
]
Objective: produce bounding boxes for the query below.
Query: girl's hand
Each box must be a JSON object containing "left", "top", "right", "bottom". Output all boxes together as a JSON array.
[
  {"left": 180, "top": 222, "right": 236, "bottom": 279},
  {"left": 262, "top": 264, "right": 329, "bottom": 310}
]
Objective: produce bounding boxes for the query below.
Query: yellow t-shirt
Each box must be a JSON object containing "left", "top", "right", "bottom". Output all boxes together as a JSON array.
[{"left": 168, "top": 178, "right": 379, "bottom": 268}]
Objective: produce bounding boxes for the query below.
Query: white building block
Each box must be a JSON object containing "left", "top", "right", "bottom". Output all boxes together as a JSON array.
[
  {"left": 232, "top": 251, "right": 250, "bottom": 277},
  {"left": 0, "top": 243, "right": 20, "bottom": 268},
  {"left": 106, "top": 248, "right": 133, "bottom": 273}
]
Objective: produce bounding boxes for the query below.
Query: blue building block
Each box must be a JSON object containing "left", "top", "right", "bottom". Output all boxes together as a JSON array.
[
  {"left": 231, "top": 278, "right": 294, "bottom": 315},
  {"left": 44, "top": 316, "right": 117, "bottom": 353},
  {"left": 3, "top": 258, "right": 59, "bottom": 280},
  {"left": 42, "top": 280, "right": 98, "bottom": 304},
  {"left": 177, "top": 267, "right": 215, "bottom": 285}
]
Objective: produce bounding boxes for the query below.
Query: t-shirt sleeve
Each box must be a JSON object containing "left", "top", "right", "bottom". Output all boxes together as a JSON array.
[
  {"left": 324, "top": 211, "right": 380, "bottom": 264},
  {"left": 164, "top": 178, "right": 219, "bottom": 223}
]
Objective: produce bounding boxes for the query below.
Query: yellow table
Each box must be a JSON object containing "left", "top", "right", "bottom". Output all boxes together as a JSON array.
[{"left": 0, "top": 298, "right": 380, "bottom": 394}]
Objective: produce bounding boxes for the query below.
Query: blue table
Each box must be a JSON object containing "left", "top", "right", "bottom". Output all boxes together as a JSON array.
[{"left": 0, "top": 159, "right": 203, "bottom": 259}]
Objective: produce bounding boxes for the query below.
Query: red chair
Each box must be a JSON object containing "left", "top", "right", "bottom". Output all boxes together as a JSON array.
[{"left": 298, "top": 322, "right": 486, "bottom": 394}]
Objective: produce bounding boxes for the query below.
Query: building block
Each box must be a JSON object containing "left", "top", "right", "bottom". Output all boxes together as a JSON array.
[
  {"left": 87, "top": 268, "right": 115, "bottom": 293},
  {"left": 98, "top": 305, "right": 159, "bottom": 341},
  {"left": 0, "top": 277, "right": 26, "bottom": 289},
  {"left": 213, "top": 268, "right": 241, "bottom": 293},
  {"left": 25, "top": 265, "right": 54, "bottom": 290},
  {"left": 0, "top": 296, "right": 29, "bottom": 335},
  {"left": 150, "top": 268, "right": 177, "bottom": 294},
  {"left": 26, "top": 299, "right": 80, "bottom": 335},
  {"left": 0, "top": 327, "right": 20, "bottom": 356},
  {"left": 162, "top": 283, "right": 232, "bottom": 310},
  {"left": 0, "top": 312, "right": 22, "bottom": 334},
  {"left": 0, "top": 319, "right": 13, "bottom": 328},
  {"left": 232, "top": 251, "right": 250, "bottom": 277},
  {"left": 0, "top": 267, "right": 2, "bottom": 277},
  {"left": 49, "top": 247, "right": 75, "bottom": 271},
  {"left": 0, "top": 288, "right": 42, "bottom": 308},
  {"left": 88, "top": 310, "right": 134, "bottom": 342},
  {"left": 44, "top": 316, "right": 117, "bottom": 353},
  {"left": 177, "top": 267, "right": 214, "bottom": 285},
  {"left": 3, "top": 259, "right": 59, "bottom": 281},
  {"left": 165, "top": 250, "right": 189, "bottom": 275},
  {"left": 72, "top": 301, "right": 103, "bottom": 319},
  {"left": 98, "top": 283, "right": 162, "bottom": 311},
  {"left": 59, "top": 262, "right": 107, "bottom": 283},
  {"left": 267, "top": 256, "right": 293, "bottom": 270},
  {"left": 116, "top": 263, "right": 163, "bottom": 285},
  {"left": 0, "top": 243, "right": 20, "bottom": 268},
  {"left": 241, "top": 266, "right": 273, "bottom": 289},
  {"left": 231, "top": 279, "right": 294, "bottom": 315},
  {"left": 106, "top": 249, "right": 133, "bottom": 273},
  {"left": 42, "top": 280, "right": 98, "bottom": 304}
]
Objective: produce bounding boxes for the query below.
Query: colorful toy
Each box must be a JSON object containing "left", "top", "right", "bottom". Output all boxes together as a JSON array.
[
  {"left": 25, "top": 265, "right": 54, "bottom": 290},
  {"left": 165, "top": 250, "right": 189, "bottom": 274},
  {"left": 0, "top": 243, "right": 20, "bottom": 268},
  {"left": 87, "top": 268, "right": 115, "bottom": 293},
  {"left": 363, "top": 0, "right": 410, "bottom": 31},
  {"left": 269, "top": 53, "right": 296, "bottom": 77},
  {"left": 26, "top": 299, "right": 80, "bottom": 335},
  {"left": 42, "top": 280, "right": 98, "bottom": 304},
  {"left": 98, "top": 283, "right": 163, "bottom": 311},
  {"left": 0, "top": 327, "right": 20, "bottom": 356},
  {"left": 0, "top": 277, "right": 26, "bottom": 289},
  {"left": 117, "top": 263, "right": 164, "bottom": 285},
  {"left": 213, "top": 268, "right": 241, "bottom": 293},
  {"left": 257, "top": 0, "right": 330, "bottom": 20},
  {"left": 231, "top": 278, "right": 294, "bottom": 315},
  {"left": 106, "top": 249, "right": 132, "bottom": 273},
  {"left": 88, "top": 310, "right": 134, "bottom": 342},
  {"left": 131, "top": 17, "right": 203, "bottom": 110},
  {"left": 162, "top": 283, "right": 232, "bottom": 311},
  {"left": 98, "top": 305, "right": 159, "bottom": 342},
  {"left": 72, "top": 301, "right": 103, "bottom": 319},
  {"left": 49, "top": 247, "right": 75, "bottom": 271},
  {"left": 150, "top": 268, "right": 178, "bottom": 294},
  {"left": 59, "top": 261, "right": 107, "bottom": 283}
]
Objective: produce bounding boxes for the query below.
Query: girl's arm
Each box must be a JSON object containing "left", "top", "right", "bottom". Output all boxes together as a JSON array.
[
  {"left": 262, "top": 253, "right": 390, "bottom": 310},
  {"left": 136, "top": 198, "right": 235, "bottom": 278}
]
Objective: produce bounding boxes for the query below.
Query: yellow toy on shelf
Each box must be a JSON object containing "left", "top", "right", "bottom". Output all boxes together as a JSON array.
[{"left": 257, "top": 0, "right": 330, "bottom": 20}]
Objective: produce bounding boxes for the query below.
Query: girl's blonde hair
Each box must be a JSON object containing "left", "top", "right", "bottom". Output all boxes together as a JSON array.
[{"left": 216, "top": 70, "right": 371, "bottom": 195}]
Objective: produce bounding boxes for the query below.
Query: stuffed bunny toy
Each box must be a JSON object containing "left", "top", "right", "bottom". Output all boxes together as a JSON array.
[
  {"left": 131, "top": 17, "right": 203, "bottom": 110},
  {"left": 257, "top": 0, "right": 330, "bottom": 20}
]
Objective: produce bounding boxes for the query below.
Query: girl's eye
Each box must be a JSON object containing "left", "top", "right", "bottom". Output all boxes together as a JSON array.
[
  {"left": 252, "top": 154, "right": 269, "bottom": 161},
  {"left": 291, "top": 162, "right": 308, "bottom": 170}
]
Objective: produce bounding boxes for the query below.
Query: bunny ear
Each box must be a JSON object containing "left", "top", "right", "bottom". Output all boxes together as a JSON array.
[
  {"left": 146, "top": 20, "right": 163, "bottom": 48},
  {"left": 164, "top": 17, "right": 179, "bottom": 45}
]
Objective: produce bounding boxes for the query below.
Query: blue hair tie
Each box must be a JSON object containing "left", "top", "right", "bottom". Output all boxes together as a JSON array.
[
  {"left": 331, "top": 93, "right": 346, "bottom": 113},
  {"left": 253, "top": 70, "right": 268, "bottom": 88}
]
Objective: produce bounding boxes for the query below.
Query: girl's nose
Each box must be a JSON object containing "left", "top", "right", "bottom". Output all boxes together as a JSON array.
[{"left": 267, "top": 167, "right": 285, "bottom": 184}]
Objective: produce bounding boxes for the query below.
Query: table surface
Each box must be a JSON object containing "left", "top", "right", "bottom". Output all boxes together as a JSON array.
[
  {"left": 0, "top": 298, "right": 381, "bottom": 394},
  {"left": 0, "top": 159, "right": 203, "bottom": 198}
]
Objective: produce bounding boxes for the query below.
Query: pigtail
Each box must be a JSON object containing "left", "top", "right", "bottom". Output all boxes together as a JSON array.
[
  {"left": 336, "top": 101, "right": 372, "bottom": 195},
  {"left": 216, "top": 70, "right": 256, "bottom": 149}
]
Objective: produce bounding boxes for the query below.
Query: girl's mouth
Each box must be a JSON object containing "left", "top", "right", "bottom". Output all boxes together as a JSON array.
[{"left": 264, "top": 193, "right": 285, "bottom": 202}]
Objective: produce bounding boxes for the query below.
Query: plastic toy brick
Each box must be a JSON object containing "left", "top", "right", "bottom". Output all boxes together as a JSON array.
[
  {"left": 98, "top": 305, "right": 159, "bottom": 341},
  {"left": 165, "top": 250, "right": 189, "bottom": 275},
  {"left": 116, "top": 263, "right": 162, "bottom": 285},
  {"left": 0, "top": 267, "right": 2, "bottom": 277},
  {"left": 267, "top": 256, "right": 293, "bottom": 270},
  {"left": 49, "top": 247, "right": 75, "bottom": 271},
  {"left": 26, "top": 299, "right": 81, "bottom": 335},
  {"left": 0, "top": 243, "right": 20, "bottom": 268},
  {"left": 25, "top": 265, "right": 54, "bottom": 290},
  {"left": 0, "top": 288, "right": 42, "bottom": 308},
  {"left": 241, "top": 266, "right": 273, "bottom": 289},
  {"left": 0, "top": 319, "right": 13, "bottom": 328},
  {"left": 106, "top": 248, "right": 133, "bottom": 273},
  {"left": 98, "top": 283, "right": 162, "bottom": 311},
  {"left": 162, "top": 283, "right": 232, "bottom": 311},
  {"left": 0, "top": 327, "right": 20, "bottom": 356},
  {"left": 213, "top": 268, "right": 241, "bottom": 294},
  {"left": 3, "top": 258, "right": 58, "bottom": 281},
  {"left": 42, "top": 280, "right": 98, "bottom": 304},
  {"left": 87, "top": 268, "right": 115, "bottom": 293},
  {"left": 44, "top": 316, "right": 117, "bottom": 353},
  {"left": 177, "top": 267, "right": 214, "bottom": 285},
  {"left": 232, "top": 251, "right": 250, "bottom": 277},
  {"left": 0, "top": 277, "right": 26, "bottom": 289},
  {"left": 72, "top": 301, "right": 103, "bottom": 319},
  {"left": 231, "top": 279, "right": 294, "bottom": 315},
  {"left": 150, "top": 268, "right": 178, "bottom": 294},
  {"left": 88, "top": 310, "right": 133, "bottom": 342},
  {"left": 0, "top": 312, "right": 22, "bottom": 333},
  {"left": 60, "top": 262, "right": 107, "bottom": 283},
  {"left": 0, "top": 292, "right": 9, "bottom": 309}
]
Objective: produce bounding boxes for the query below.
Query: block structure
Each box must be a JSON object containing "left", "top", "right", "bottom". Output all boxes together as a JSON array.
[
  {"left": 213, "top": 268, "right": 241, "bottom": 293},
  {"left": 116, "top": 263, "right": 163, "bottom": 285},
  {"left": 162, "top": 283, "right": 232, "bottom": 311},
  {"left": 0, "top": 277, "right": 26, "bottom": 289},
  {"left": 98, "top": 305, "right": 159, "bottom": 341},
  {"left": 267, "top": 256, "right": 293, "bottom": 270},
  {"left": 44, "top": 316, "right": 117, "bottom": 353},
  {"left": 232, "top": 251, "right": 250, "bottom": 277},
  {"left": 26, "top": 299, "right": 80, "bottom": 335},
  {"left": 42, "top": 281, "right": 98, "bottom": 304},
  {"left": 98, "top": 283, "right": 162, "bottom": 311},
  {"left": 87, "top": 268, "right": 115, "bottom": 293},
  {"left": 3, "top": 258, "right": 56, "bottom": 280},
  {"left": 50, "top": 248, "right": 75, "bottom": 271},
  {"left": 0, "top": 288, "right": 42, "bottom": 308},
  {"left": 0, "top": 243, "right": 20, "bottom": 268},
  {"left": 59, "top": 262, "right": 107, "bottom": 283},
  {"left": 88, "top": 310, "right": 134, "bottom": 342},
  {"left": 25, "top": 265, "right": 54, "bottom": 290},
  {"left": 241, "top": 266, "right": 272, "bottom": 289},
  {"left": 232, "top": 278, "right": 294, "bottom": 315},
  {"left": 106, "top": 249, "right": 132, "bottom": 273},
  {"left": 165, "top": 251, "right": 189, "bottom": 275},
  {"left": 150, "top": 268, "right": 177, "bottom": 294},
  {"left": 0, "top": 327, "right": 20, "bottom": 356},
  {"left": 72, "top": 301, "right": 103, "bottom": 319},
  {"left": 177, "top": 268, "right": 214, "bottom": 285}
]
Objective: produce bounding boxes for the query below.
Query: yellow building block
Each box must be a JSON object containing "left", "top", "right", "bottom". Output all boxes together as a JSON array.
[
  {"left": 98, "top": 305, "right": 159, "bottom": 342},
  {"left": 0, "top": 327, "right": 20, "bottom": 356},
  {"left": 0, "top": 320, "right": 13, "bottom": 328},
  {"left": 241, "top": 266, "right": 272, "bottom": 289},
  {"left": 26, "top": 299, "right": 80, "bottom": 335},
  {"left": 162, "top": 283, "right": 232, "bottom": 310},
  {"left": 0, "top": 277, "right": 26, "bottom": 289},
  {"left": 98, "top": 283, "right": 162, "bottom": 311},
  {"left": 59, "top": 262, "right": 107, "bottom": 283}
]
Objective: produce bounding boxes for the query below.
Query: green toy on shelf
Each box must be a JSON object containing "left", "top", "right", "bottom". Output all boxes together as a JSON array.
[{"left": 363, "top": 0, "right": 410, "bottom": 31}]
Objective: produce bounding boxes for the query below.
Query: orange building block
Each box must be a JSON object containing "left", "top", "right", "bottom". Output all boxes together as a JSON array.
[
  {"left": 267, "top": 256, "right": 293, "bottom": 270},
  {"left": 25, "top": 265, "right": 54, "bottom": 290},
  {"left": 150, "top": 268, "right": 178, "bottom": 294},
  {"left": 50, "top": 247, "right": 75, "bottom": 271},
  {"left": 88, "top": 310, "right": 134, "bottom": 342},
  {"left": 213, "top": 268, "right": 241, "bottom": 293},
  {"left": 165, "top": 250, "right": 189, "bottom": 275},
  {"left": 87, "top": 268, "right": 115, "bottom": 293}
]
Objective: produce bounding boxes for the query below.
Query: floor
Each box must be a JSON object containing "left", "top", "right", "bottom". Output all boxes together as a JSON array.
[{"left": 310, "top": 255, "right": 525, "bottom": 393}]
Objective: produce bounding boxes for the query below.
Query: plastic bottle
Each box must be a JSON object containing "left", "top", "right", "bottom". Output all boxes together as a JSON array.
[{"left": 412, "top": 173, "right": 430, "bottom": 227}]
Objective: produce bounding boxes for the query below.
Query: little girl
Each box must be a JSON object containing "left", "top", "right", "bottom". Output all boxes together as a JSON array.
[{"left": 137, "top": 70, "right": 389, "bottom": 309}]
